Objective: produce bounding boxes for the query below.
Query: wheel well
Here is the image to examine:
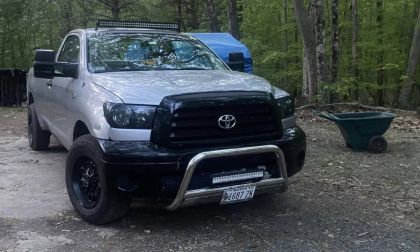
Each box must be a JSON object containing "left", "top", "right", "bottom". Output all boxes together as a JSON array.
[
  {"left": 28, "top": 93, "right": 34, "bottom": 105},
  {"left": 73, "top": 121, "right": 91, "bottom": 141}
]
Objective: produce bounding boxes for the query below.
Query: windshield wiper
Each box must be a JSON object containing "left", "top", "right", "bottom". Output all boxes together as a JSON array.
[
  {"left": 114, "top": 66, "right": 152, "bottom": 71},
  {"left": 177, "top": 67, "right": 209, "bottom": 70}
]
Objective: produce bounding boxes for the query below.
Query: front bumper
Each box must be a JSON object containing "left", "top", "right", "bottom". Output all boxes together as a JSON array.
[
  {"left": 98, "top": 126, "right": 306, "bottom": 209},
  {"left": 166, "top": 145, "right": 287, "bottom": 210}
]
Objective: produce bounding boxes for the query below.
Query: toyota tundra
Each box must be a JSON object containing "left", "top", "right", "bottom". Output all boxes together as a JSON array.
[{"left": 27, "top": 20, "right": 306, "bottom": 224}]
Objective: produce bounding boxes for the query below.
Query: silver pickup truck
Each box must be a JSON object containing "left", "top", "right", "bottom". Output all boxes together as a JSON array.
[{"left": 27, "top": 20, "right": 306, "bottom": 224}]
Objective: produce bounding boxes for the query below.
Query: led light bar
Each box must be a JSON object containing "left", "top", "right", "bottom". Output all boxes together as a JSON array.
[
  {"left": 212, "top": 171, "right": 264, "bottom": 185},
  {"left": 96, "top": 20, "right": 180, "bottom": 31}
]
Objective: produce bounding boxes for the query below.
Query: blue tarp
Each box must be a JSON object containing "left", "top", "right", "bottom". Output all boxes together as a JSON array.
[{"left": 189, "top": 33, "right": 253, "bottom": 74}]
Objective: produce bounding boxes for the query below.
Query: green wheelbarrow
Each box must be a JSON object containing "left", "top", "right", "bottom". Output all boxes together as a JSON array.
[{"left": 314, "top": 111, "right": 396, "bottom": 153}]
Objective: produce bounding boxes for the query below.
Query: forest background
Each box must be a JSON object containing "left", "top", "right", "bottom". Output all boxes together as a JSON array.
[{"left": 1, "top": 0, "right": 420, "bottom": 108}]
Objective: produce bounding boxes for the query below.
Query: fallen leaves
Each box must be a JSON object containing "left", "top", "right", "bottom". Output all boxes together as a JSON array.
[{"left": 391, "top": 116, "right": 420, "bottom": 132}]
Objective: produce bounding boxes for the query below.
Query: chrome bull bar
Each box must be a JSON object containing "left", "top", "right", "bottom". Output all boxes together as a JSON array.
[{"left": 166, "top": 145, "right": 288, "bottom": 210}]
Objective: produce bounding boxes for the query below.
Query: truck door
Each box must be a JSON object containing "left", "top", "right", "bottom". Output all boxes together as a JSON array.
[
  {"left": 50, "top": 35, "right": 81, "bottom": 145},
  {"left": 30, "top": 70, "right": 54, "bottom": 129}
]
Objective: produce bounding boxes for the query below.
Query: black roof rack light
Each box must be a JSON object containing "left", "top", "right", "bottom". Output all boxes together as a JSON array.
[{"left": 96, "top": 20, "right": 180, "bottom": 32}]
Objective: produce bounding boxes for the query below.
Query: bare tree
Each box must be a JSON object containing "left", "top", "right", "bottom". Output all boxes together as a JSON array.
[
  {"left": 227, "top": 0, "right": 240, "bottom": 39},
  {"left": 293, "top": 0, "right": 319, "bottom": 101},
  {"left": 376, "top": 0, "right": 385, "bottom": 106},
  {"left": 314, "top": 0, "right": 326, "bottom": 93},
  {"left": 283, "top": 0, "right": 289, "bottom": 88},
  {"left": 177, "top": 0, "right": 184, "bottom": 31},
  {"left": 331, "top": 0, "right": 339, "bottom": 85},
  {"left": 351, "top": 0, "right": 359, "bottom": 99},
  {"left": 204, "top": 0, "right": 221, "bottom": 32},
  {"left": 399, "top": 8, "right": 420, "bottom": 108}
]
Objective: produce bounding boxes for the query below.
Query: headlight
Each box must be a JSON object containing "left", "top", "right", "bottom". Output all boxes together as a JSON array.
[
  {"left": 276, "top": 96, "right": 295, "bottom": 118},
  {"left": 103, "top": 102, "right": 157, "bottom": 129}
]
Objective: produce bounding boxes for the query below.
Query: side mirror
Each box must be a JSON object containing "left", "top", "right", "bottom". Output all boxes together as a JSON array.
[
  {"left": 33, "top": 50, "right": 55, "bottom": 79},
  {"left": 227, "top": 52, "right": 245, "bottom": 72},
  {"left": 55, "top": 62, "right": 79, "bottom": 79}
]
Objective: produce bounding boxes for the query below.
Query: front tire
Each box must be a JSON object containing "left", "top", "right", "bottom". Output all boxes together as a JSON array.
[
  {"left": 66, "top": 135, "right": 131, "bottom": 225},
  {"left": 28, "top": 104, "right": 50, "bottom": 150}
]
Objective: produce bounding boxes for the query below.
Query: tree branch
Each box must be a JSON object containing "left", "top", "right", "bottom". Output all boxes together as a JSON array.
[
  {"left": 95, "top": 0, "right": 112, "bottom": 8},
  {"left": 118, "top": 0, "right": 140, "bottom": 10}
]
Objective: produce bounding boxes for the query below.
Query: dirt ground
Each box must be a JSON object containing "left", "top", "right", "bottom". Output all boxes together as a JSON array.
[{"left": 0, "top": 107, "right": 419, "bottom": 251}]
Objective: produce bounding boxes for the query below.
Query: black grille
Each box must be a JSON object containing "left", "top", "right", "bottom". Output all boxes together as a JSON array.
[
  {"left": 171, "top": 104, "right": 276, "bottom": 141},
  {"left": 151, "top": 91, "right": 283, "bottom": 147}
]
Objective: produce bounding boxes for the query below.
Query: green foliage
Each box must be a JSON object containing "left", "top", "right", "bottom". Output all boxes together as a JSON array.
[
  {"left": 0, "top": 0, "right": 419, "bottom": 107},
  {"left": 241, "top": 0, "right": 302, "bottom": 96}
]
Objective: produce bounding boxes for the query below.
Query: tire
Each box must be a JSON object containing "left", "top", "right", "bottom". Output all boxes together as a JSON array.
[
  {"left": 28, "top": 104, "right": 50, "bottom": 150},
  {"left": 66, "top": 135, "right": 131, "bottom": 225},
  {"left": 368, "top": 136, "right": 387, "bottom": 153}
]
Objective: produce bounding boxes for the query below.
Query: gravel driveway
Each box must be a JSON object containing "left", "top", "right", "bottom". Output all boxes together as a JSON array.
[{"left": 0, "top": 108, "right": 419, "bottom": 251}]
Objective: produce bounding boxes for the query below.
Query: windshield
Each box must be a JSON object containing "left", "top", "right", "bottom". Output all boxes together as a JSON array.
[{"left": 87, "top": 33, "right": 228, "bottom": 73}]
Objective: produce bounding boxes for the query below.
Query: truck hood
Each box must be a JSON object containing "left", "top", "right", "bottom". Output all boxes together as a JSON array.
[{"left": 90, "top": 70, "right": 288, "bottom": 105}]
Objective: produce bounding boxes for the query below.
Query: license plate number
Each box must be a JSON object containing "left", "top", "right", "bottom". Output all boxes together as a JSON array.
[{"left": 220, "top": 185, "right": 256, "bottom": 204}]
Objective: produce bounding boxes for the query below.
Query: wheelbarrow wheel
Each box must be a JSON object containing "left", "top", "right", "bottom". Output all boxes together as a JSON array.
[{"left": 368, "top": 136, "right": 387, "bottom": 153}]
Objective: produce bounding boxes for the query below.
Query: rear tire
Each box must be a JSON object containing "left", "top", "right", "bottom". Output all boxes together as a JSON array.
[
  {"left": 28, "top": 104, "right": 50, "bottom": 150},
  {"left": 368, "top": 136, "right": 387, "bottom": 153},
  {"left": 66, "top": 135, "right": 131, "bottom": 225}
]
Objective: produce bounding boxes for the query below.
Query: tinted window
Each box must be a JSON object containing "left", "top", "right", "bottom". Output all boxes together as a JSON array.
[{"left": 58, "top": 36, "right": 80, "bottom": 63}]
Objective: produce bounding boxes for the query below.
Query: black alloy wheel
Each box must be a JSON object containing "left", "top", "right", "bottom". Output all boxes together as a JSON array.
[{"left": 72, "top": 157, "right": 102, "bottom": 209}]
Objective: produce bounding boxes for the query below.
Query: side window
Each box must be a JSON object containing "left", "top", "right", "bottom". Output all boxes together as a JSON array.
[{"left": 58, "top": 36, "right": 80, "bottom": 63}]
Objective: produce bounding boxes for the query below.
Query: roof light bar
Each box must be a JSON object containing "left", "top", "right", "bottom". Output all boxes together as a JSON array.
[{"left": 96, "top": 20, "right": 180, "bottom": 32}]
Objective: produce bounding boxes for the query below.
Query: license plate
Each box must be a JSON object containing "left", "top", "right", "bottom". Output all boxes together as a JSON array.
[{"left": 220, "top": 185, "right": 256, "bottom": 204}]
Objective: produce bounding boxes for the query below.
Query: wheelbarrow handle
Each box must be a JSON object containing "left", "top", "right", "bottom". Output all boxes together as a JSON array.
[{"left": 313, "top": 110, "right": 340, "bottom": 121}]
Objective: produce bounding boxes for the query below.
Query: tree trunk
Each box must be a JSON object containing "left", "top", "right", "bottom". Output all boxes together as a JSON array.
[
  {"left": 204, "top": 0, "right": 221, "bottom": 32},
  {"left": 59, "top": 0, "right": 73, "bottom": 38},
  {"left": 294, "top": 0, "right": 318, "bottom": 101},
  {"left": 314, "top": 0, "right": 326, "bottom": 94},
  {"left": 376, "top": 0, "right": 385, "bottom": 106},
  {"left": 227, "top": 0, "right": 240, "bottom": 39},
  {"left": 399, "top": 8, "right": 420, "bottom": 108},
  {"left": 111, "top": 0, "right": 120, "bottom": 20},
  {"left": 329, "top": 0, "right": 339, "bottom": 102},
  {"left": 177, "top": 0, "right": 185, "bottom": 31},
  {"left": 331, "top": 0, "right": 339, "bottom": 84},
  {"left": 283, "top": 0, "right": 289, "bottom": 88},
  {"left": 351, "top": 0, "right": 359, "bottom": 100},
  {"left": 80, "top": 0, "right": 91, "bottom": 27},
  {"left": 415, "top": 0, "right": 420, "bottom": 18},
  {"left": 1, "top": 26, "right": 6, "bottom": 67},
  {"left": 186, "top": 0, "right": 200, "bottom": 30},
  {"left": 96, "top": 0, "right": 140, "bottom": 21}
]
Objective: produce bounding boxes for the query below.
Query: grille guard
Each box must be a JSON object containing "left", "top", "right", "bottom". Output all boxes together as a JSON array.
[{"left": 166, "top": 145, "right": 288, "bottom": 210}]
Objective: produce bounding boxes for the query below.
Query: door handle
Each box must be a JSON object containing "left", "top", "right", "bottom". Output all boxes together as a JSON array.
[{"left": 46, "top": 80, "right": 53, "bottom": 87}]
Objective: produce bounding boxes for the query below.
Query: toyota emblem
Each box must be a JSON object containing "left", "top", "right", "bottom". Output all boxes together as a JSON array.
[{"left": 218, "top": 115, "right": 236, "bottom": 129}]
